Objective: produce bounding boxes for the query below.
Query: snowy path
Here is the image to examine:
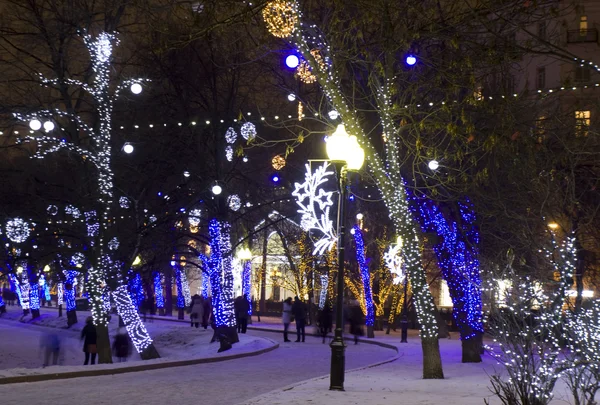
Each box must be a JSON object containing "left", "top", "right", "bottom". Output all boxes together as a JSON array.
[{"left": 0, "top": 321, "right": 394, "bottom": 405}]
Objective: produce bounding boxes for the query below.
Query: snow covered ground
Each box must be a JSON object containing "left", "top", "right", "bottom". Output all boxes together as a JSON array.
[
  {"left": 0, "top": 317, "right": 394, "bottom": 405},
  {"left": 0, "top": 308, "right": 274, "bottom": 378}
]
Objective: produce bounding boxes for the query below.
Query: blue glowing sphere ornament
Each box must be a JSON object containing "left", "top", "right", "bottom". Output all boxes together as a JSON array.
[
  {"left": 406, "top": 55, "right": 417, "bottom": 66},
  {"left": 285, "top": 54, "right": 300, "bottom": 69}
]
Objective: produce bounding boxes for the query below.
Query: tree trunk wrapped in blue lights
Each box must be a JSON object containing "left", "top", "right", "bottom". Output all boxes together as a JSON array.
[
  {"left": 153, "top": 272, "right": 164, "bottom": 313},
  {"left": 242, "top": 261, "right": 252, "bottom": 315},
  {"left": 351, "top": 226, "right": 375, "bottom": 336},
  {"left": 407, "top": 191, "right": 483, "bottom": 362},
  {"left": 199, "top": 219, "right": 238, "bottom": 344}
]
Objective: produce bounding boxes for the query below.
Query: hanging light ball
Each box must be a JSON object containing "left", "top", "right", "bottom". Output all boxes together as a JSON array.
[
  {"left": 5, "top": 218, "right": 30, "bottom": 243},
  {"left": 225, "top": 145, "right": 234, "bottom": 162},
  {"left": 406, "top": 54, "right": 417, "bottom": 66},
  {"left": 29, "top": 119, "right": 42, "bottom": 131},
  {"left": 225, "top": 127, "right": 237, "bottom": 144},
  {"left": 288, "top": 93, "right": 296, "bottom": 102},
  {"left": 272, "top": 155, "right": 286, "bottom": 170},
  {"left": 123, "top": 143, "right": 134, "bottom": 154},
  {"left": 43, "top": 121, "right": 55, "bottom": 132},
  {"left": 130, "top": 83, "right": 143, "bottom": 94},
  {"left": 285, "top": 54, "right": 300, "bottom": 69},
  {"left": 212, "top": 184, "right": 223, "bottom": 195},
  {"left": 240, "top": 122, "right": 257, "bottom": 141},
  {"left": 262, "top": 0, "right": 299, "bottom": 38},
  {"left": 227, "top": 194, "right": 242, "bottom": 211},
  {"left": 428, "top": 160, "right": 439, "bottom": 170}
]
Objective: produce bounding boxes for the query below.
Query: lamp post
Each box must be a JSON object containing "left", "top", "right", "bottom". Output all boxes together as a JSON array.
[{"left": 325, "top": 124, "right": 365, "bottom": 391}]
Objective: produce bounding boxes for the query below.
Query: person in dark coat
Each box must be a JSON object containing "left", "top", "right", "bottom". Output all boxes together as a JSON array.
[
  {"left": 202, "top": 296, "right": 211, "bottom": 329},
  {"left": 292, "top": 296, "right": 307, "bottom": 342},
  {"left": 112, "top": 327, "right": 130, "bottom": 362},
  {"left": 348, "top": 300, "right": 364, "bottom": 344},
  {"left": 189, "top": 295, "right": 204, "bottom": 328},
  {"left": 318, "top": 304, "right": 333, "bottom": 343},
  {"left": 234, "top": 296, "right": 250, "bottom": 334},
  {"left": 80, "top": 316, "right": 97, "bottom": 365}
]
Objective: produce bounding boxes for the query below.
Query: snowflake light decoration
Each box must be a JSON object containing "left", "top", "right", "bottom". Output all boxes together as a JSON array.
[
  {"left": 225, "top": 145, "right": 234, "bottom": 162},
  {"left": 292, "top": 162, "right": 336, "bottom": 255},
  {"left": 108, "top": 237, "right": 119, "bottom": 251},
  {"left": 47, "top": 205, "right": 58, "bottom": 215},
  {"left": 189, "top": 209, "right": 201, "bottom": 227},
  {"left": 227, "top": 194, "right": 242, "bottom": 211},
  {"left": 225, "top": 127, "right": 237, "bottom": 144},
  {"left": 119, "top": 196, "right": 130, "bottom": 209},
  {"left": 5, "top": 218, "right": 30, "bottom": 243},
  {"left": 384, "top": 244, "right": 405, "bottom": 285},
  {"left": 65, "top": 205, "right": 81, "bottom": 218},
  {"left": 240, "top": 122, "right": 257, "bottom": 141}
]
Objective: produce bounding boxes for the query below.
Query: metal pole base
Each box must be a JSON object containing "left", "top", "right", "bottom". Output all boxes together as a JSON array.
[
  {"left": 329, "top": 332, "right": 346, "bottom": 390},
  {"left": 401, "top": 320, "right": 408, "bottom": 343}
]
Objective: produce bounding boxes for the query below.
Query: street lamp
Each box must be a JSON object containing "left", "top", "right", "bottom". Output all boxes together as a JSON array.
[{"left": 325, "top": 124, "right": 365, "bottom": 391}]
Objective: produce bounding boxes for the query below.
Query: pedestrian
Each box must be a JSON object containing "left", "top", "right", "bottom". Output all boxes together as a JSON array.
[
  {"left": 234, "top": 295, "right": 250, "bottom": 333},
  {"left": 112, "top": 327, "right": 130, "bottom": 362},
  {"left": 349, "top": 300, "right": 364, "bottom": 344},
  {"left": 318, "top": 304, "right": 333, "bottom": 343},
  {"left": 282, "top": 297, "right": 293, "bottom": 342},
  {"left": 202, "top": 296, "right": 211, "bottom": 329},
  {"left": 40, "top": 332, "right": 61, "bottom": 367},
  {"left": 81, "top": 316, "right": 97, "bottom": 365},
  {"left": 189, "top": 294, "right": 204, "bottom": 328},
  {"left": 292, "top": 296, "right": 307, "bottom": 342}
]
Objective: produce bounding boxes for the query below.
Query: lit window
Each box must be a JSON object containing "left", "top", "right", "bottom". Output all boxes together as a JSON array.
[
  {"left": 580, "top": 15, "right": 588, "bottom": 34},
  {"left": 536, "top": 67, "right": 546, "bottom": 89},
  {"left": 575, "top": 110, "right": 591, "bottom": 137}
]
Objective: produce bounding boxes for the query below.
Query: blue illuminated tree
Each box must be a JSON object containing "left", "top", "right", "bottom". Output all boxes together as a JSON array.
[
  {"left": 351, "top": 226, "right": 375, "bottom": 337},
  {"left": 408, "top": 192, "right": 483, "bottom": 362}
]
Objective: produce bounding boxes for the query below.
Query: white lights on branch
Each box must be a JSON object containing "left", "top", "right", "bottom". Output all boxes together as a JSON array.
[
  {"left": 65, "top": 205, "right": 81, "bottom": 218},
  {"left": 227, "top": 194, "right": 242, "bottom": 211},
  {"left": 108, "top": 237, "right": 119, "bottom": 251},
  {"left": 225, "top": 127, "right": 237, "bottom": 144},
  {"left": 71, "top": 252, "right": 85, "bottom": 268},
  {"left": 292, "top": 162, "right": 336, "bottom": 255},
  {"left": 240, "top": 122, "right": 257, "bottom": 141},
  {"left": 225, "top": 145, "right": 234, "bottom": 162},
  {"left": 5, "top": 218, "right": 31, "bottom": 243},
  {"left": 328, "top": 110, "right": 339, "bottom": 120}
]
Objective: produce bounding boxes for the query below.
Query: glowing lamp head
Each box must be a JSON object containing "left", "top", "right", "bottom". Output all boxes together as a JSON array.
[
  {"left": 43, "top": 265, "right": 51, "bottom": 272},
  {"left": 356, "top": 213, "right": 364, "bottom": 220},
  {"left": 428, "top": 160, "right": 439, "bottom": 170},
  {"left": 130, "top": 83, "right": 143, "bottom": 94},
  {"left": 43, "top": 121, "right": 55, "bottom": 132},
  {"left": 183, "top": 171, "right": 190, "bottom": 178},
  {"left": 132, "top": 256, "right": 142, "bottom": 266},
  {"left": 123, "top": 143, "right": 134, "bottom": 154},
  {"left": 325, "top": 124, "right": 365, "bottom": 171},
  {"left": 29, "top": 119, "right": 42, "bottom": 131},
  {"left": 406, "top": 55, "right": 417, "bottom": 66},
  {"left": 211, "top": 184, "right": 222, "bottom": 195},
  {"left": 237, "top": 247, "right": 252, "bottom": 261},
  {"left": 285, "top": 54, "right": 300, "bottom": 69},
  {"left": 548, "top": 222, "right": 559, "bottom": 230}
]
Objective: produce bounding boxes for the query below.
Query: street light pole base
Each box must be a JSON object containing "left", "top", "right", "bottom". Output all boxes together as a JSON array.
[{"left": 329, "top": 333, "right": 346, "bottom": 390}]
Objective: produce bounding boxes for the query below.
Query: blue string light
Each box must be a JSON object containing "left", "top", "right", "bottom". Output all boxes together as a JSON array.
[
  {"left": 175, "top": 266, "right": 185, "bottom": 309},
  {"left": 407, "top": 190, "right": 483, "bottom": 340},
  {"left": 242, "top": 261, "right": 252, "bottom": 315},
  {"left": 201, "top": 271, "right": 210, "bottom": 299},
  {"left": 64, "top": 271, "right": 78, "bottom": 312},
  {"left": 351, "top": 226, "right": 375, "bottom": 327},
  {"left": 128, "top": 272, "right": 144, "bottom": 310},
  {"left": 153, "top": 272, "right": 164, "bottom": 309}
]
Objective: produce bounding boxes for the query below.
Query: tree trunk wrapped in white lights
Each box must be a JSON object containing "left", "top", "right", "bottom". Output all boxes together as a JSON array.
[
  {"left": 266, "top": 2, "right": 443, "bottom": 378},
  {"left": 13, "top": 31, "right": 154, "bottom": 362}
]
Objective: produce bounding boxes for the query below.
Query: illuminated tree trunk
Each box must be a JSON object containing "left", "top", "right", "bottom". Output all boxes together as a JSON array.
[
  {"left": 113, "top": 284, "right": 160, "bottom": 360},
  {"left": 351, "top": 226, "right": 375, "bottom": 338}
]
